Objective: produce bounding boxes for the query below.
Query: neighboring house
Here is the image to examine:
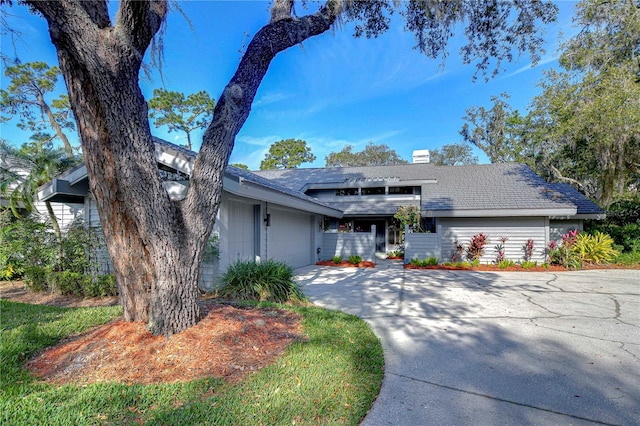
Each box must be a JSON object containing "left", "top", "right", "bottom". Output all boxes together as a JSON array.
[
  {"left": 0, "top": 151, "right": 83, "bottom": 226},
  {"left": 37, "top": 139, "right": 342, "bottom": 289},
  {"left": 38, "top": 139, "right": 603, "bottom": 288},
  {"left": 255, "top": 163, "right": 604, "bottom": 263}
]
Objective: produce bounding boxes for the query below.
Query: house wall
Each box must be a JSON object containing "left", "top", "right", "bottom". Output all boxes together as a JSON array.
[
  {"left": 35, "top": 200, "right": 85, "bottom": 230},
  {"left": 265, "top": 204, "right": 317, "bottom": 269},
  {"left": 438, "top": 217, "right": 549, "bottom": 263},
  {"left": 321, "top": 229, "right": 375, "bottom": 262},
  {"left": 404, "top": 231, "right": 440, "bottom": 261},
  {"left": 550, "top": 219, "right": 583, "bottom": 243}
]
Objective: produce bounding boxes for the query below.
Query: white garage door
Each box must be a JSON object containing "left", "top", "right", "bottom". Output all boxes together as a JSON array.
[
  {"left": 227, "top": 200, "right": 257, "bottom": 262},
  {"left": 268, "top": 208, "right": 312, "bottom": 269}
]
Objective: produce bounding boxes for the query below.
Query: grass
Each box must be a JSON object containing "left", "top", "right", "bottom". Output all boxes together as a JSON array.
[{"left": 0, "top": 300, "right": 383, "bottom": 425}]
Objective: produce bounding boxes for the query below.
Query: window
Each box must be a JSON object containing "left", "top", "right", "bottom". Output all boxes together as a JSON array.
[
  {"left": 421, "top": 217, "right": 437, "bottom": 233},
  {"left": 389, "top": 186, "right": 415, "bottom": 195},
  {"left": 361, "top": 187, "right": 385, "bottom": 195},
  {"left": 338, "top": 219, "right": 353, "bottom": 232},
  {"left": 335, "top": 188, "right": 359, "bottom": 196},
  {"left": 387, "top": 224, "right": 402, "bottom": 245}
]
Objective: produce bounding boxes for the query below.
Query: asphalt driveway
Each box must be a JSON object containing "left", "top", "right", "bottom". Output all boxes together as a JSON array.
[{"left": 294, "top": 261, "right": 640, "bottom": 426}]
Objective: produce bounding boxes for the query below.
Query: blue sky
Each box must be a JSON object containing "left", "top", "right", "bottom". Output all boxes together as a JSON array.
[{"left": 1, "top": 1, "right": 577, "bottom": 169}]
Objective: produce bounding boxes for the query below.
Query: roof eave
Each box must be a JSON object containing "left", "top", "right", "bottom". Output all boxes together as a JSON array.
[
  {"left": 422, "top": 208, "right": 578, "bottom": 218},
  {"left": 224, "top": 176, "right": 343, "bottom": 218}
]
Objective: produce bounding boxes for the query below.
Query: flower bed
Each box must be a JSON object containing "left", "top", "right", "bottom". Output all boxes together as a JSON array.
[
  {"left": 316, "top": 260, "right": 376, "bottom": 268},
  {"left": 404, "top": 263, "right": 637, "bottom": 272}
]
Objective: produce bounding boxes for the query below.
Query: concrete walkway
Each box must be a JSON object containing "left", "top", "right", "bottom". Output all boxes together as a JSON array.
[{"left": 294, "top": 261, "right": 640, "bottom": 426}]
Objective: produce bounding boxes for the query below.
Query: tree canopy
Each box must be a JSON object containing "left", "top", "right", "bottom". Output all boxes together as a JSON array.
[
  {"left": 459, "top": 0, "right": 640, "bottom": 206},
  {"left": 259, "top": 139, "right": 315, "bottom": 170},
  {"left": 11, "top": 0, "right": 559, "bottom": 336},
  {"left": 148, "top": 88, "right": 215, "bottom": 151},
  {"left": 0, "top": 62, "right": 76, "bottom": 156},
  {"left": 325, "top": 142, "right": 408, "bottom": 167},
  {"left": 430, "top": 143, "right": 478, "bottom": 166}
]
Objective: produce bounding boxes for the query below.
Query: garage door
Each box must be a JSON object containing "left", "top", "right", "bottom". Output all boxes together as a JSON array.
[
  {"left": 227, "top": 200, "right": 257, "bottom": 262},
  {"left": 268, "top": 208, "right": 312, "bottom": 269}
]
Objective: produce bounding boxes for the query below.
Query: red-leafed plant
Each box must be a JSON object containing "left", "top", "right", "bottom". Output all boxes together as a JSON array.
[
  {"left": 467, "top": 233, "right": 488, "bottom": 261},
  {"left": 523, "top": 239, "right": 535, "bottom": 261}
]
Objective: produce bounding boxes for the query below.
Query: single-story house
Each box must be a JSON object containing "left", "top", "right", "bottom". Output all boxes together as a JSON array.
[
  {"left": 255, "top": 163, "right": 604, "bottom": 264},
  {"left": 36, "top": 139, "right": 603, "bottom": 288},
  {"left": 36, "top": 139, "right": 342, "bottom": 289}
]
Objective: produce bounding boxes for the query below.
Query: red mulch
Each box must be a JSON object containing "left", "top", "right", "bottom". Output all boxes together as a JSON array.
[
  {"left": 316, "top": 260, "right": 376, "bottom": 268},
  {"left": 1, "top": 282, "right": 303, "bottom": 386},
  {"left": 404, "top": 263, "right": 640, "bottom": 272}
]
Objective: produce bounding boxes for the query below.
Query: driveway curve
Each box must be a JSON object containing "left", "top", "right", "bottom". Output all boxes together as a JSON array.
[{"left": 294, "top": 261, "right": 640, "bottom": 426}]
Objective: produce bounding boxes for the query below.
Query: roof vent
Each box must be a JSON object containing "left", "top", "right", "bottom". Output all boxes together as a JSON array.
[{"left": 412, "top": 149, "right": 430, "bottom": 164}]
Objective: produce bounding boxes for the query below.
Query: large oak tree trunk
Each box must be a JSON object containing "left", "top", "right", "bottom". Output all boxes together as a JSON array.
[{"left": 28, "top": 0, "right": 338, "bottom": 336}]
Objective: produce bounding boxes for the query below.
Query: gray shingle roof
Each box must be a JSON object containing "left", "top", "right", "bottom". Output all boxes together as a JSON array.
[
  {"left": 254, "top": 163, "right": 604, "bottom": 216},
  {"left": 549, "top": 183, "right": 602, "bottom": 215}
]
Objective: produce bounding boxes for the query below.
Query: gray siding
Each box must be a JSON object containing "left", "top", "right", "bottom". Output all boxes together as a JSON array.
[
  {"left": 35, "top": 200, "right": 85, "bottom": 231},
  {"left": 322, "top": 231, "right": 375, "bottom": 261},
  {"left": 267, "top": 205, "right": 314, "bottom": 269},
  {"left": 405, "top": 232, "right": 440, "bottom": 261},
  {"left": 439, "top": 217, "right": 548, "bottom": 263},
  {"left": 550, "top": 220, "right": 583, "bottom": 243}
]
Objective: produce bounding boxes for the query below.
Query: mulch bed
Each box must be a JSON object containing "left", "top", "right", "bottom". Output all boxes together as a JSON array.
[
  {"left": 316, "top": 260, "right": 376, "bottom": 268},
  {"left": 26, "top": 302, "right": 303, "bottom": 385},
  {"left": 1, "top": 282, "right": 304, "bottom": 386},
  {"left": 404, "top": 263, "right": 639, "bottom": 272}
]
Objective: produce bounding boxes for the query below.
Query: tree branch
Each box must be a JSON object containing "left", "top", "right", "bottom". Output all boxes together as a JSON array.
[
  {"left": 116, "top": 0, "right": 167, "bottom": 57},
  {"left": 185, "top": 3, "right": 340, "bottom": 238}
]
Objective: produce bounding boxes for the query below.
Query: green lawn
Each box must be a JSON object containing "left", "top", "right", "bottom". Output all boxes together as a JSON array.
[{"left": 0, "top": 300, "right": 383, "bottom": 425}]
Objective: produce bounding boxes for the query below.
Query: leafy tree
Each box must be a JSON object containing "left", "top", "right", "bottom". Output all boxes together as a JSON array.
[
  {"left": 430, "top": 143, "right": 478, "bottom": 166},
  {"left": 459, "top": 0, "right": 640, "bottom": 206},
  {"left": 529, "top": 0, "right": 640, "bottom": 206},
  {"left": 148, "top": 88, "right": 215, "bottom": 151},
  {"left": 15, "top": 0, "right": 558, "bottom": 336},
  {"left": 460, "top": 93, "right": 534, "bottom": 165},
  {"left": 230, "top": 163, "right": 249, "bottom": 171},
  {"left": 325, "top": 142, "right": 408, "bottom": 167},
  {"left": 394, "top": 205, "right": 422, "bottom": 232},
  {"left": 259, "top": 138, "right": 315, "bottom": 170},
  {"left": 0, "top": 139, "right": 77, "bottom": 258},
  {"left": 0, "top": 62, "right": 76, "bottom": 156}
]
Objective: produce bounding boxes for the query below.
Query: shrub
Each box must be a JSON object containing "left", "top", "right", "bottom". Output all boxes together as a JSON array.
[
  {"left": 332, "top": 255, "right": 342, "bottom": 264},
  {"left": 387, "top": 250, "right": 404, "bottom": 258},
  {"left": 550, "top": 229, "right": 582, "bottom": 268},
  {"left": 466, "top": 233, "right": 488, "bottom": 261},
  {"left": 49, "top": 271, "right": 91, "bottom": 296},
  {"left": 614, "top": 250, "right": 640, "bottom": 265},
  {"left": 523, "top": 239, "right": 535, "bottom": 261},
  {"left": 348, "top": 255, "right": 363, "bottom": 265},
  {"left": 572, "top": 232, "right": 619, "bottom": 264},
  {"left": 218, "top": 259, "right": 306, "bottom": 303},
  {"left": 0, "top": 213, "right": 56, "bottom": 280},
  {"left": 497, "top": 259, "right": 515, "bottom": 269},
  {"left": 424, "top": 256, "right": 438, "bottom": 266},
  {"left": 23, "top": 266, "right": 50, "bottom": 292},
  {"left": 85, "top": 274, "right": 118, "bottom": 297},
  {"left": 494, "top": 236, "right": 508, "bottom": 264},
  {"left": 520, "top": 260, "right": 538, "bottom": 269},
  {"left": 409, "top": 257, "right": 438, "bottom": 267}
]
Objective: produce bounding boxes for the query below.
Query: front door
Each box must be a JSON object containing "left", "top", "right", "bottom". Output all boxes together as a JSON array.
[{"left": 354, "top": 219, "right": 387, "bottom": 252}]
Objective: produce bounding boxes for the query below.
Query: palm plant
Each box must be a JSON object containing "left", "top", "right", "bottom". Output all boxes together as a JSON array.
[{"left": 0, "top": 138, "right": 77, "bottom": 257}]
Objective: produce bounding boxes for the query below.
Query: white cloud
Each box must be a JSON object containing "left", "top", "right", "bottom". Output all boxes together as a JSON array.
[{"left": 504, "top": 55, "right": 559, "bottom": 79}]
